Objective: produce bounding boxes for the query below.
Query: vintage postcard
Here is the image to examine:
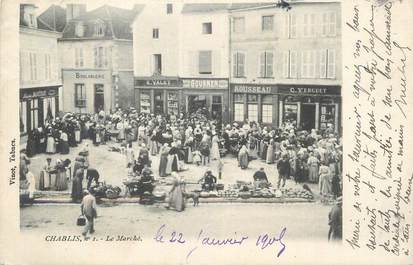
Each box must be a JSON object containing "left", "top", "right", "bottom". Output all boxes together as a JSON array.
[{"left": 0, "top": 0, "right": 411, "bottom": 264}]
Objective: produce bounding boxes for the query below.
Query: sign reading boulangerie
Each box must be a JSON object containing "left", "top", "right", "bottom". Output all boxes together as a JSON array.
[{"left": 343, "top": 0, "right": 412, "bottom": 262}]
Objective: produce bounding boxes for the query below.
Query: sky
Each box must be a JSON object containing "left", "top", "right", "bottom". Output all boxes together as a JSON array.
[{"left": 32, "top": 0, "right": 139, "bottom": 14}]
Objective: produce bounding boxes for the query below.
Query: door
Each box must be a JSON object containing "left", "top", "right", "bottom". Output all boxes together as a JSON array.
[
  {"left": 154, "top": 91, "right": 164, "bottom": 114},
  {"left": 94, "top": 84, "right": 105, "bottom": 113},
  {"left": 188, "top": 95, "right": 207, "bottom": 115},
  {"left": 301, "top": 104, "right": 316, "bottom": 130},
  {"left": 211, "top": 95, "right": 222, "bottom": 121}
]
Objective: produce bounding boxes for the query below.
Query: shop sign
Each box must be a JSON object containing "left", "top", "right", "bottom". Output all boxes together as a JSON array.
[
  {"left": 135, "top": 78, "right": 180, "bottom": 87},
  {"left": 75, "top": 72, "right": 105, "bottom": 79},
  {"left": 231, "top": 84, "right": 276, "bottom": 94},
  {"left": 182, "top": 78, "right": 228, "bottom": 89},
  {"left": 21, "top": 87, "right": 58, "bottom": 99},
  {"left": 279, "top": 85, "right": 341, "bottom": 95}
]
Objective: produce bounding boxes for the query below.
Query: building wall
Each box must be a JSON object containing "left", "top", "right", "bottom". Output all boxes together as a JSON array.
[
  {"left": 133, "top": 2, "right": 183, "bottom": 77},
  {"left": 180, "top": 11, "right": 230, "bottom": 78},
  {"left": 20, "top": 27, "right": 62, "bottom": 89},
  {"left": 230, "top": 2, "right": 341, "bottom": 85}
]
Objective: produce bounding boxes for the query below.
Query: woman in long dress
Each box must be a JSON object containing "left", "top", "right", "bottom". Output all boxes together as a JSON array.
[
  {"left": 266, "top": 139, "right": 275, "bottom": 164},
  {"left": 319, "top": 162, "right": 332, "bottom": 199},
  {"left": 307, "top": 153, "right": 320, "bottom": 183},
  {"left": 167, "top": 172, "right": 185, "bottom": 212},
  {"left": 117, "top": 120, "right": 125, "bottom": 142},
  {"left": 55, "top": 159, "right": 68, "bottom": 191},
  {"left": 59, "top": 131, "right": 70, "bottom": 154},
  {"left": 184, "top": 137, "right": 194, "bottom": 164},
  {"left": 27, "top": 171, "right": 36, "bottom": 199},
  {"left": 210, "top": 134, "right": 220, "bottom": 160},
  {"left": 46, "top": 130, "right": 56, "bottom": 154},
  {"left": 71, "top": 168, "right": 84, "bottom": 202},
  {"left": 238, "top": 145, "right": 249, "bottom": 169},
  {"left": 158, "top": 144, "right": 170, "bottom": 177}
]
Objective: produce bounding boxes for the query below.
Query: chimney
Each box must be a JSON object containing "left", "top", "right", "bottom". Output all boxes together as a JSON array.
[{"left": 66, "top": 4, "right": 86, "bottom": 22}]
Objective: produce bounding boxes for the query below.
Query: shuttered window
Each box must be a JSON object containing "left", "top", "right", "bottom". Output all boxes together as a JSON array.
[{"left": 199, "top": 51, "right": 212, "bottom": 74}]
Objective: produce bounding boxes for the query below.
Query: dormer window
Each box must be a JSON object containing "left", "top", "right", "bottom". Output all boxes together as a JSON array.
[
  {"left": 75, "top": 22, "right": 84, "bottom": 37},
  {"left": 94, "top": 22, "right": 105, "bottom": 37}
]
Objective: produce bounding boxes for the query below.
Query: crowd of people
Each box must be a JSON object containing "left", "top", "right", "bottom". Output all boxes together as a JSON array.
[{"left": 21, "top": 107, "right": 342, "bottom": 202}]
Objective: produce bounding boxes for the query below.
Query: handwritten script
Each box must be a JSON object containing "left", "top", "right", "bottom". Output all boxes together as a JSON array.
[
  {"left": 345, "top": 1, "right": 411, "bottom": 258},
  {"left": 153, "top": 224, "right": 287, "bottom": 262}
]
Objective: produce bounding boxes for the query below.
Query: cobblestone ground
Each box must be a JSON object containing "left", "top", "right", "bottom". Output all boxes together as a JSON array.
[
  {"left": 26, "top": 139, "right": 320, "bottom": 197},
  {"left": 20, "top": 203, "right": 331, "bottom": 240}
]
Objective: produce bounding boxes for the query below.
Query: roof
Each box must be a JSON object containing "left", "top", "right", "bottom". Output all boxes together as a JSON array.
[
  {"left": 182, "top": 1, "right": 340, "bottom": 13},
  {"left": 61, "top": 5, "right": 143, "bottom": 40},
  {"left": 37, "top": 5, "right": 67, "bottom": 32}
]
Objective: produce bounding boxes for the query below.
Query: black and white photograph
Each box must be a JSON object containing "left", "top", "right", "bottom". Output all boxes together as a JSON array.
[{"left": 1, "top": 0, "right": 412, "bottom": 264}]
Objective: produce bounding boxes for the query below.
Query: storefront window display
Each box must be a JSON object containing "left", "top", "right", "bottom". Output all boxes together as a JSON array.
[
  {"left": 211, "top": 95, "right": 222, "bottom": 120},
  {"left": 167, "top": 92, "right": 179, "bottom": 115},
  {"left": 320, "top": 104, "right": 335, "bottom": 130},
  {"left": 262, "top": 95, "right": 272, "bottom": 123},
  {"left": 233, "top": 93, "right": 244, "bottom": 122},
  {"left": 247, "top": 94, "right": 258, "bottom": 122},
  {"left": 284, "top": 103, "right": 298, "bottom": 127},
  {"left": 188, "top": 95, "right": 207, "bottom": 114},
  {"left": 140, "top": 90, "right": 151, "bottom": 113}
]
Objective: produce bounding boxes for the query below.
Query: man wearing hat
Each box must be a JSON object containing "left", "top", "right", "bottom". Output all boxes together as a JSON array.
[
  {"left": 328, "top": 196, "right": 342, "bottom": 241},
  {"left": 198, "top": 169, "right": 217, "bottom": 191},
  {"left": 81, "top": 189, "right": 97, "bottom": 237}
]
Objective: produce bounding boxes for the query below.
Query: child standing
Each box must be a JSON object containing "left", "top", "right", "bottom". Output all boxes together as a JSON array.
[{"left": 192, "top": 150, "right": 201, "bottom": 166}]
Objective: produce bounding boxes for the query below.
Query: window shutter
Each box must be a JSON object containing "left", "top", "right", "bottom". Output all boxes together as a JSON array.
[
  {"left": 104, "top": 47, "right": 108, "bottom": 67},
  {"left": 320, "top": 49, "right": 327, "bottom": 78},
  {"left": 327, "top": 49, "right": 336, "bottom": 78},
  {"left": 290, "top": 14, "right": 297, "bottom": 38},
  {"left": 282, "top": 13, "right": 289, "bottom": 38},
  {"left": 309, "top": 51, "right": 316, "bottom": 77},
  {"left": 303, "top": 14, "right": 308, "bottom": 37},
  {"left": 302, "top": 51, "right": 308, "bottom": 78},
  {"left": 260, "top": 52, "right": 266, "bottom": 77},
  {"left": 322, "top": 13, "right": 328, "bottom": 36},
  {"left": 310, "top": 14, "right": 316, "bottom": 36},
  {"left": 239, "top": 53, "right": 245, "bottom": 77},
  {"left": 94, "top": 47, "right": 98, "bottom": 68},
  {"left": 80, "top": 48, "right": 84, "bottom": 67},
  {"left": 329, "top": 12, "right": 336, "bottom": 36},
  {"left": 233, "top": 53, "right": 238, "bottom": 77},
  {"left": 290, "top": 51, "right": 297, "bottom": 78},
  {"left": 75, "top": 48, "right": 78, "bottom": 67},
  {"left": 266, "top": 52, "right": 273, "bottom": 77},
  {"left": 283, "top": 51, "right": 289, "bottom": 78},
  {"left": 213, "top": 50, "right": 220, "bottom": 76}
]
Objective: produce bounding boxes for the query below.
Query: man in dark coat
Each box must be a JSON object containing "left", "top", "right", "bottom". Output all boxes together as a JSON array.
[
  {"left": 86, "top": 168, "right": 100, "bottom": 190},
  {"left": 199, "top": 169, "right": 217, "bottom": 191},
  {"left": 253, "top": 167, "right": 268, "bottom": 182},
  {"left": 328, "top": 196, "right": 342, "bottom": 241},
  {"left": 277, "top": 154, "right": 291, "bottom": 188}
]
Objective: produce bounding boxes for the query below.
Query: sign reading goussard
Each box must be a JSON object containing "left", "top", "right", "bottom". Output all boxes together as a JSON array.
[{"left": 182, "top": 78, "right": 228, "bottom": 89}]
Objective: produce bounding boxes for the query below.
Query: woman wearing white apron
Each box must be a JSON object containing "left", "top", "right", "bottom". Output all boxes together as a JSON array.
[
  {"left": 210, "top": 133, "right": 220, "bottom": 160},
  {"left": 46, "top": 132, "right": 56, "bottom": 154}
]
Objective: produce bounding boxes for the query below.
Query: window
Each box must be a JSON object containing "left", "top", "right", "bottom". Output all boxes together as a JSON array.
[
  {"left": 259, "top": 51, "right": 273, "bottom": 78},
  {"left": 75, "top": 22, "right": 84, "bottom": 37},
  {"left": 202, "top": 22, "right": 212, "bottom": 34},
  {"left": 327, "top": 49, "right": 336, "bottom": 78},
  {"left": 233, "top": 17, "right": 245, "bottom": 33},
  {"left": 262, "top": 15, "right": 274, "bottom": 31},
  {"left": 247, "top": 95, "right": 258, "bottom": 122},
  {"left": 44, "top": 54, "right": 51, "bottom": 80},
  {"left": 75, "top": 48, "right": 84, "bottom": 68},
  {"left": 94, "top": 22, "right": 105, "bottom": 37},
  {"left": 167, "top": 3, "right": 173, "bottom": 14},
  {"left": 303, "top": 14, "right": 316, "bottom": 37},
  {"left": 153, "top": 54, "right": 162, "bottom": 75},
  {"left": 94, "top": 47, "right": 108, "bottom": 68},
  {"left": 211, "top": 95, "right": 222, "bottom": 120},
  {"left": 140, "top": 91, "right": 151, "bottom": 113},
  {"left": 30, "top": 99, "right": 39, "bottom": 131},
  {"left": 301, "top": 51, "right": 316, "bottom": 78},
  {"left": 322, "top": 12, "right": 336, "bottom": 36},
  {"left": 199, "top": 51, "right": 212, "bottom": 74},
  {"left": 75, "top": 84, "right": 86, "bottom": 108},
  {"left": 288, "top": 13, "right": 297, "bottom": 38},
  {"left": 20, "top": 101, "right": 27, "bottom": 134},
  {"left": 234, "top": 94, "right": 245, "bottom": 122},
  {"left": 284, "top": 103, "right": 298, "bottom": 126},
  {"left": 29, "top": 14, "right": 36, "bottom": 28},
  {"left": 233, "top": 52, "right": 245, "bottom": 77},
  {"left": 262, "top": 95, "right": 273, "bottom": 123},
  {"left": 320, "top": 49, "right": 336, "bottom": 78},
  {"left": 153, "top": 28, "right": 159, "bottom": 39},
  {"left": 29, "top": 52, "right": 37, "bottom": 81},
  {"left": 283, "top": 51, "right": 297, "bottom": 78}
]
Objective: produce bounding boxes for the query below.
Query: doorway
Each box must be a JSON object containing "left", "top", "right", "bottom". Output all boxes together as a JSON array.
[
  {"left": 188, "top": 95, "right": 207, "bottom": 115},
  {"left": 301, "top": 104, "right": 316, "bottom": 130},
  {"left": 94, "top": 84, "right": 105, "bottom": 113}
]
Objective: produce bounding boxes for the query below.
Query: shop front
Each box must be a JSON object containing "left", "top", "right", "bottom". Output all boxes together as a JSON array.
[
  {"left": 230, "top": 83, "right": 279, "bottom": 126},
  {"left": 62, "top": 70, "right": 112, "bottom": 114},
  {"left": 20, "top": 86, "right": 60, "bottom": 134},
  {"left": 134, "top": 77, "right": 182, "bottom": 115},
  {"left": 278, "top": 85, "right": 341, "bottom": 133},
  {"left": 181, "top": 78, "right": 229, "bottom": 123}
]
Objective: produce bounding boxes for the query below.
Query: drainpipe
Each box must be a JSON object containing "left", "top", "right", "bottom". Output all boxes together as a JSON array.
[{"left": 228, "top": 12, "right": 232, "bottom": 126}]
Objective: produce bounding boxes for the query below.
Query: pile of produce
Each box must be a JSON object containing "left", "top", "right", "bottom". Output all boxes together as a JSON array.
[
  {"left": 280, "top": 187, "right": 314, "bottom": 200},
  {"left": 90, "top": 183, "right": 122, "bottom": 199}
]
